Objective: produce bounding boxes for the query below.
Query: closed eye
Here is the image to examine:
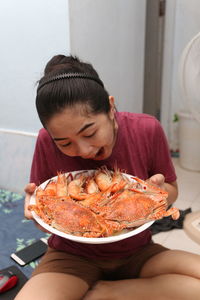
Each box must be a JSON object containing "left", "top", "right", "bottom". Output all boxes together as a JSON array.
[
  {"left": 84, "top": 131, "right": 96, "bottom": 138},
  {"left": 60, "top": 142, "right": 71, "bottom": 147}
]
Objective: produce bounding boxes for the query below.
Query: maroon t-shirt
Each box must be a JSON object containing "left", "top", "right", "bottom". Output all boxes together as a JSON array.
[{"left": 30, "top": 112, "right": 176, "bottom": 259}]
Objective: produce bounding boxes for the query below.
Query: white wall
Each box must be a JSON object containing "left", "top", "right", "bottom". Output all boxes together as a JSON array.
[
  {"left": 69, "top": 0, "right": 146, "bottom": 113},
  {"left": 162, "top": 0, "right": 200, "bottom": 147},
  {"left": 0, "top": 0, "right": 70, "bottom": 133},
  {"left": 171, "top": 0, "right": 200, "bottom": 116},
  {"left": 0, "top": 0, "right": 70, "bottom": 192}
]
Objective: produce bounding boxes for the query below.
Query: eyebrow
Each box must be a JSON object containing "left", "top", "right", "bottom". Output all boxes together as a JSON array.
[{"left": 53, "top": 122, "right": 95, "bottom": 141}]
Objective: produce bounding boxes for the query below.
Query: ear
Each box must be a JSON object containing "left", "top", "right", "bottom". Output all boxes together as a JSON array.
[{"left": 108, "top": 96, "right": 116, "bottom": 119}]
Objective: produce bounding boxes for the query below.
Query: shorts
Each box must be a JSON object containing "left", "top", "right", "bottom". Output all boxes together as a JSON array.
[{"left": 32, "top": 242, "right": 168, "bottom": 287}]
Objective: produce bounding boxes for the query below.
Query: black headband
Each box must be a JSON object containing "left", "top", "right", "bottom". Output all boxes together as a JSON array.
[{"left": 37, "top": 72, "right": 104, "bottom": 92}]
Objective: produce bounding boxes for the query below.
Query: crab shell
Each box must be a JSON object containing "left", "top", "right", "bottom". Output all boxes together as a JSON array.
[
  {"left": 30, "top": 195, "right": 124, "bottom": 237},
  {"left": 98, "top": 189, "right": 180, "bottom": 228}
]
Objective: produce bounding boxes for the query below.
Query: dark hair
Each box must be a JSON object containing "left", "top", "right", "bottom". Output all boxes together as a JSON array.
[{"left": 36, "top": 55, "right": 110, "bottom": 126}]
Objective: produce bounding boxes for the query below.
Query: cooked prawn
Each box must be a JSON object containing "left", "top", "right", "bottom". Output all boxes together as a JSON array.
[
  {"left": 85, "top": 177, "right": 100, "bottom": 194},
  {"left": 68, "top": 176, "right": 89, "bottom": 200},
  {"left": 111, "top": 169, "right": 128, "bottom": 192},
  {"left": 56, "top": 173, "right": 68, "bottom": 196},
  {"left": 38, "top": 180, "right": 57, "bottom": 196},
  {"left": 95, "top": 167, "right": 127, "bottom": 193},
  {"left": 94, "top": 167, "right": 113, "bottom": 191}
]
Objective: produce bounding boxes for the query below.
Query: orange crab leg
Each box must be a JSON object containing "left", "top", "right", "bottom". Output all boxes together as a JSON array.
[{"left": 163, "top": 207, "right": 180, "bottom": 220}]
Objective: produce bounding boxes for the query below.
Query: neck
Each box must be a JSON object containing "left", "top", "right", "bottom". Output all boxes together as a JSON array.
[{"left": 112, "top": 117, "right": 118, "bottom": 147}]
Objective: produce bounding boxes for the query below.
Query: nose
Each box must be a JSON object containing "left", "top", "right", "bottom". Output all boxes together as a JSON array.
[{"left": 75, "top": 141, "right": 95, "bottom": 158}]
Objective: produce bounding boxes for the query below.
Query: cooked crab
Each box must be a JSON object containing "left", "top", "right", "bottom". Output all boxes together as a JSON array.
[
  {"left": 29, "top": 168, "right": 180, "bottom": 238},
  {"left": 98, "top": 189, "right": 180, "bottom": 228}
]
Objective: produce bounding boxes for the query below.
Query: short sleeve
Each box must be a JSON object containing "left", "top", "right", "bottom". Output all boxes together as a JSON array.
[
  {"left": 150, "top": 118, "right": 177, "bottom": 183},
  {"left": 30, "top": 129, "right": 55, "bottom": 185}
]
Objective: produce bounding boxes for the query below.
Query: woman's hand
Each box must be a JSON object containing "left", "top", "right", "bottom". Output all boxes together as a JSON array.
[
  {"left": 24, "top": 183, "right": 36, "bottom": 219},
  {"left": 146, "top": 174, "right": 178, "bottom": 206},
  {"left": 24, "top": 183, "right": 51, "bottom": 233},
  {"left": 147, "top": 173, "right": 165, "bottom": 190}
]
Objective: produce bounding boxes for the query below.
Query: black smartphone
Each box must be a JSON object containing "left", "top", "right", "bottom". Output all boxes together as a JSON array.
[{"left": 10, "top": 238, "right": 48, "bottom": 266}]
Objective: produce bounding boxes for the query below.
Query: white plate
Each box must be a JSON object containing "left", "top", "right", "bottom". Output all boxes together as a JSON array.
[{"left": 30, "top": 170, "right": 154, "bottom": 244}]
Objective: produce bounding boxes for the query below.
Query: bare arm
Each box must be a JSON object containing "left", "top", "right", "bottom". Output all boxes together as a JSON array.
[{"left": 163, "top": 181, "right": 178, "bottom": 206}]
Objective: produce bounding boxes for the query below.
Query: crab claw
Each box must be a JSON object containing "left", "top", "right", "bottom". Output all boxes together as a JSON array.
[{"left": 164, "top": 207, "right": 180, "bottom": 220}]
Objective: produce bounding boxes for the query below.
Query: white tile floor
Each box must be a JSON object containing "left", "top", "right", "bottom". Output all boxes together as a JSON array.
[{"left": 152, "top": 158, "right": 200, "bottom": 255}]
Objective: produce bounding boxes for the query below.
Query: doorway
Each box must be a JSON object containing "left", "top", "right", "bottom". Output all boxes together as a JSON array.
[{"left": 143, "top": 0, "right": 166, "bottom": 120}]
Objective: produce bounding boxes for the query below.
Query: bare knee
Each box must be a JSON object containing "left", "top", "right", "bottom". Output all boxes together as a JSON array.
[
  {"left": 14, "top": 272, "right": 89, "bottom": 300},
  {"left": 140, "top": 250, "right": 200, "bottom": 279}
]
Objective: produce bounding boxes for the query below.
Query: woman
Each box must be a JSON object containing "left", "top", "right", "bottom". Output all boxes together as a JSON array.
[{"left": 15, "top": 55, "right": 200, "bottom": 300}]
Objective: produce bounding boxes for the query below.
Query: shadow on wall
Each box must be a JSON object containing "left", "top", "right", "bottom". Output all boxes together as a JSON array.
[{"left": 0, "top": 131, "right": 37, "bottom": 194}]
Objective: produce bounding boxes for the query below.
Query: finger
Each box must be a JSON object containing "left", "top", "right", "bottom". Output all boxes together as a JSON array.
[
  {"left": 25, "top": 208, "right": 33, "bottom": 219},
  {"left": 24, "top": 183, "right": 36, "bottom": 194},
  {"left": 149, "top": 174, "right": 165, "bottom": 186},
  {"left": 24, "top": 195, "right": 34, "bottom": 219}
]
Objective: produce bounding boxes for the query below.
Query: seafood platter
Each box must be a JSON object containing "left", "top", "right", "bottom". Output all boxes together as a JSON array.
[{"left": 29, "top": 168, "right": 180, "bottom": 244}]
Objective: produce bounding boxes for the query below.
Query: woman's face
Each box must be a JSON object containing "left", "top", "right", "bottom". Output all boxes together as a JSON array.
[{"left": 46, "top": 97, "right": 117, "bottom": 160}]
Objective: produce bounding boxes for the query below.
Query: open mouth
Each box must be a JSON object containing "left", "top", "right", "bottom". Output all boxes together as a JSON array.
[{"left": 94, "top": 147, "right": 104, "bottom": 159}]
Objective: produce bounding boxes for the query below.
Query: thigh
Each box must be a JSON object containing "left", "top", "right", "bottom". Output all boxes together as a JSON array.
[
  {"left": 140, "top": 249, "right": 200, "bottom": 279},
  {"left": 32, "top": 247, "right": 102, "bottom": 286},
  {"left": 14, "top": 272, "right": 88, "bottom": 300},
  {"left": 111, "top": 242, "right": 168, "bottom": 280}
]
